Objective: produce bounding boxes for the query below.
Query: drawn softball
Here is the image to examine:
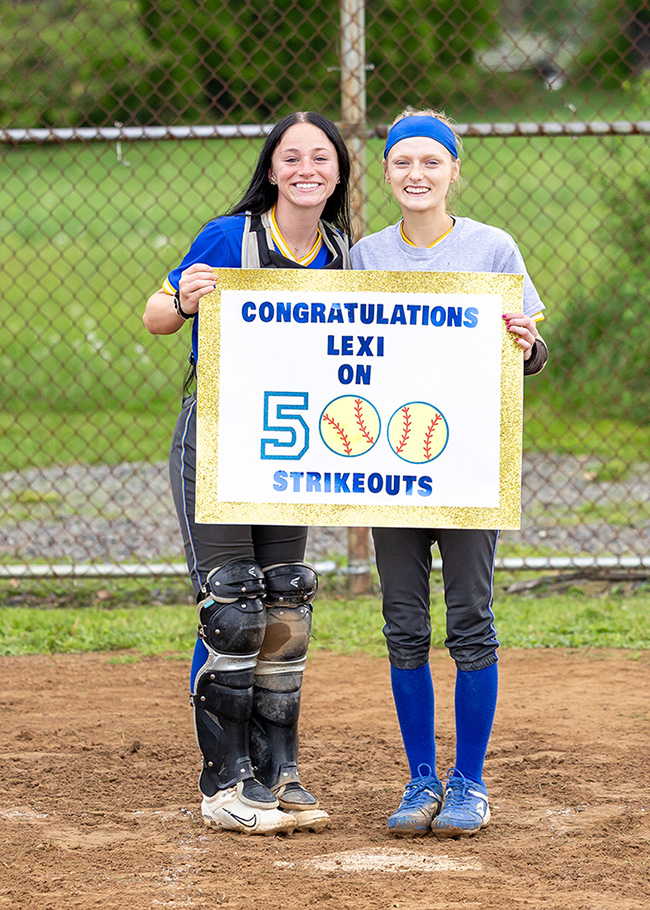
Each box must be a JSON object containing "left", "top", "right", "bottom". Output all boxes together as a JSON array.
[
  {"left": 387, "top": 401, "right": 449, "bottom": 464},
  {"left": 319, "top": 395, "right": 380, "bottom": 457}
]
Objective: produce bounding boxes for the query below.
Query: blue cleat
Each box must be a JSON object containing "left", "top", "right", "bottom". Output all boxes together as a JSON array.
[
  {"left": 431, "top": 768, "right": 491, "bottom": 837},
  {"left": 387, "top": 763, "right": 443, "bottom": 837}
]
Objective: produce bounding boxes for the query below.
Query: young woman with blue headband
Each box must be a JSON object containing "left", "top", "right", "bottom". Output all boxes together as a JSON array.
[{"left": 351, "top": 109, "right": 548, "bottom": 838}]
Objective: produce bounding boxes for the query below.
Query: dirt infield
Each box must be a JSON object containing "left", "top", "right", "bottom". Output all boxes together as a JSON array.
[{"left": 1, "top": 649, "right": 649, "bottom": 910}]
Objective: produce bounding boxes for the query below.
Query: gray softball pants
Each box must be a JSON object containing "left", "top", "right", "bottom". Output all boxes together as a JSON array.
[{"left": 372, "top": 526, "right": 500, "bottom": 672}]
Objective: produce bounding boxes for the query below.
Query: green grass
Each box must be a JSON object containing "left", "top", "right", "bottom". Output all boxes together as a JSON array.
[
  {"left": 3, "top": 133, "right": 649, "bottom": 470},
  {"left": 0, "top": 603, "right": 194, "bottom": 658},
  {"left": 1, "top": 576, "right": 649, "bottom": 657},
  {"left": 314, "top": 580, "right": 650, "bottom": 653}
]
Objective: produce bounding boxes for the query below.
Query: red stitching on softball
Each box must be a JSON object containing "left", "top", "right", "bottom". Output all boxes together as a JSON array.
[
  {"left": 396, "top": 406, "right": 411, "bottom": 453},
  {"left": 323, "top": 412, "right": 352, "bottom": 456},
  {"left": 423, "top": 413, "right": 442, "bottom": 460},
  {"left": 354, "top": 398, "right": 374, "bottom": 444}
]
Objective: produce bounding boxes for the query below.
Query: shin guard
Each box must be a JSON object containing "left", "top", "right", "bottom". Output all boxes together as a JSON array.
[
  {"left": 192, "top": 559, "right": 267, "bottom": 796},
  {"left": 250, "top": 563, "right": 317, "bottom": 791}
]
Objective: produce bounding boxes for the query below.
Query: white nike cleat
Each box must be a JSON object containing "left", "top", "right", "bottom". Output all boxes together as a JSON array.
[
  {"left": 273, "top": 781, "right": 330, "bottom": 833},
  {"left": 201, "top": 780, "right": 296, "bottom": 835}
]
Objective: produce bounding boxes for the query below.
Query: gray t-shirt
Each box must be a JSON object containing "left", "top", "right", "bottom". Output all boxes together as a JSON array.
[{"left": 350, "top": 217, "right": 544, "bottom": 318}]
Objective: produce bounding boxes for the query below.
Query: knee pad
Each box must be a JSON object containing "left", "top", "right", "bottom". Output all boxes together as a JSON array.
[
  {"left": 256, "top": 605, "right": 312, "bottom": 687},
  {"left": 256, "top": 563, "right": 317, "bottom": 684},
  {"left": 199, "top": 557, "right": 266, "bottom": 604},
  {"left": 195, "top": 558, "right": 267, "bottom": 692},
  {"left": 263, "top": 562, "right": 318, "bottom": 607},
  {"left": 198, "top": 598, "right": 266, "bottom": 662}
]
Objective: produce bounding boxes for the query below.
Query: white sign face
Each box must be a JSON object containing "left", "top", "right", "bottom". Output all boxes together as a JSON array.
[{"left": 196, "top": 270, "right": 523, "bottom": 529}]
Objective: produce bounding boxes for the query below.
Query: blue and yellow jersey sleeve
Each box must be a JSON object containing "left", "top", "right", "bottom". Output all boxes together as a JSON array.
[
  {"left": 161, "top": 215, "right": 247, "bottom": 294},
  {"left": 160, "top": 212, "right": 338, "bottom": 364}
]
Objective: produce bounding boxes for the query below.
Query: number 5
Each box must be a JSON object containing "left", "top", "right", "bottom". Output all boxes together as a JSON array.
[{"left": 261, "top": 392, "right": 309, "bottom": 460}]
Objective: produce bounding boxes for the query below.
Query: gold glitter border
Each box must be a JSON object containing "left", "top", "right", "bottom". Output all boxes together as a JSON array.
[{"left": 196, "top": 269, "right": 523, "bottom": 529}]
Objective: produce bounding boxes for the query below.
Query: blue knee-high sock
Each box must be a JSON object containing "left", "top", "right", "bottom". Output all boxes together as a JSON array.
[
  {"left": 190, "top": 636, "right": 209, "bottom": 693},
  {"left": 390, "top": 663, "right": 438, "bottom": 781},
  {"left": 454, "top": 663, "right": 498, "bottom": 787}
]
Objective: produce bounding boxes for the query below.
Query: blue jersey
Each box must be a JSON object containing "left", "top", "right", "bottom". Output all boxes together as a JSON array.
[{"left": 162, "top": 214, "right": 337, "bottom": 362}]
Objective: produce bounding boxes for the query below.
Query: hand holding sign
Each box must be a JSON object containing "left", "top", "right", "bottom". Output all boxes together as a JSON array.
[{"left": 196, "top": 269, "right": 524, "bottom": 529}]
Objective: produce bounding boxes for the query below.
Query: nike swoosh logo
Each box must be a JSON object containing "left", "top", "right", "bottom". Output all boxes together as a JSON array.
[{"left": 224, "top": 809, "right": 257, "bottom": 828}]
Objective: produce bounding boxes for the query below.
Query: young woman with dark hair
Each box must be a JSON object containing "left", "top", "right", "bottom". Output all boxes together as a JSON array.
[
  {"left": 228, "top": 111, "right": 352, "bottom": 237},
  {"left": 144, "top": 112, "right": 352, "bottom": 836}
]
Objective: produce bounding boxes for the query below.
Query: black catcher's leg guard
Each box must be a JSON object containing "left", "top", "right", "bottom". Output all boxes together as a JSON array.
[
  {"left": 192, "top": 558, "right": 273, "bottom": 803},
  {"left": 249, "top": 563, "right": 329, "bottom": 830}
]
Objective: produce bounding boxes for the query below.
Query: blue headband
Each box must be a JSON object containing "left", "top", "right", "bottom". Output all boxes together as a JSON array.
[{"left": 384, "top": 116, "right": 458, "bottom": 160}]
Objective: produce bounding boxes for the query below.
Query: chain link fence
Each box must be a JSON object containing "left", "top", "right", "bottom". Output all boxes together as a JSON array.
[{"left": 2, "top": 0, "right": 650, "bottom": 584}]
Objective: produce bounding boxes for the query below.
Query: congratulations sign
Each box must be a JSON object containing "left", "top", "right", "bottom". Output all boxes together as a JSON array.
[{"left": 195, "top": 269, "right": 524, "bottom": 529}]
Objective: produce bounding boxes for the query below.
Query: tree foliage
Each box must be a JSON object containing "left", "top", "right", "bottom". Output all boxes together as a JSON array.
[
  {"left": 2, "top": 0, "right": 646, "bottom": 128},
  {"left": 138, "top": 0, "right": 339, "bottom": 121},
  {"left": 553, "top": 74, "right": 650, "bottom": 420},
  {"left": 2, "top": 0, "right": 500, "bottom": 127},
  {"left": 577, "top": 0, "right": 650, "bottom": 87},
  {"left": 0, "top": 0, "right": 151, "bottom": 126},
  {"left": 366, "top": 0, "right": 500, "bottom": 117}
]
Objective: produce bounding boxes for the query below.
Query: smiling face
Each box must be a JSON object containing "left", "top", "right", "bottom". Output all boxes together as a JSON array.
[
  {"left": 269, "top": 122, "right": 340, "bottom": 219},
  {"left": 384, "top": 136, "right": 460, "bottom": 216}
]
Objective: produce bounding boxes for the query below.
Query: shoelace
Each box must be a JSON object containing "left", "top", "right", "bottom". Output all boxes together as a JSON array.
[
  {"left": 443, "top": 768, "right": 482, "bottom": 809},
  {"left": 401, "top": 763, "right": 439, "bottom": 808}
]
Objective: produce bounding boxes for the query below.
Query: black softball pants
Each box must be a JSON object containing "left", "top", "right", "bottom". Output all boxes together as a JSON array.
[
  {"left": 169, "top": 394, "right": 308, "bottom": 596},
  {"left": 372, "top": 526, "right": 500, "bottom": 672}
]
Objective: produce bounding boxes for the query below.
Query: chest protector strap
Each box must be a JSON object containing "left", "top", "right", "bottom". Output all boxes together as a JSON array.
[{"left": 241, "top": 211, "right": 350, "bottom": 270}]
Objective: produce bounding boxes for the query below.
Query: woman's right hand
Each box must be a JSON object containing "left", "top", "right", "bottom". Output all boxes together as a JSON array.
[
  {"left": 143, "top": 262, "right": 216, "bottom": 335},
  {"left": 177, "top": 262, "right": 216, "bottom": 315}
]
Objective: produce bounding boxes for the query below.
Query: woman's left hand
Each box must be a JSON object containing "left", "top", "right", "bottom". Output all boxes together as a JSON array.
[{"left": 502, "top": 312, "right": 539, "bottom": 360}]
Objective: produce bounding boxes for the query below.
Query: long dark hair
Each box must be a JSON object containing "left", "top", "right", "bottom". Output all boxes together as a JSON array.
[
  {"left": 227, "top": 111, "right": 352, "bottom": 240},
  {"left": 183, "top": 113, "right": 352, "bottom": 398}
]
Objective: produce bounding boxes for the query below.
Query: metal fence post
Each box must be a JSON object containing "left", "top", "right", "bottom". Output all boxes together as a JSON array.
[
  {"left": 340, "top": 0, "right": 367, "bottom": 237},
  {"left": 347, "top": 526, "right": 373, "bottom": 596},
  {"left": 340, "top": 0, "right": 372, "bottom": 594}
]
